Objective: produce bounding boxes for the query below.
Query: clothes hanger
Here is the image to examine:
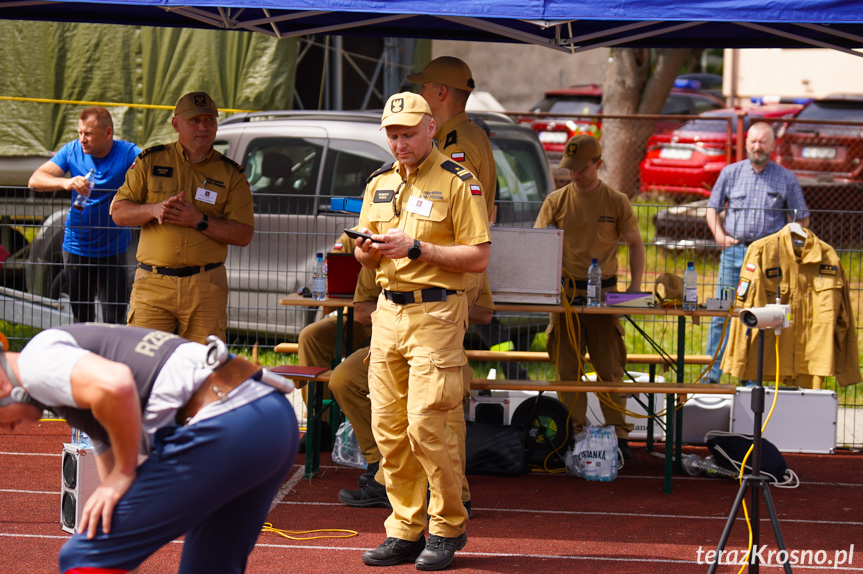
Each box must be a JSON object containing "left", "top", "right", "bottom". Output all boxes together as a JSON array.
[{"left": 788, "top": 209, "right": 806, "bottom": 238}]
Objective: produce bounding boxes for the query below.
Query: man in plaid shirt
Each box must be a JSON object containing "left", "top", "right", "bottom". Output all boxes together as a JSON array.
[{"left": 704, "top": 122, "right": 810, "bottom": 384}]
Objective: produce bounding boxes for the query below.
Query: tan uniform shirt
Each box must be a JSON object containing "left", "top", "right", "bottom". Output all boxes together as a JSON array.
[
  {"left": 358, "top": 147, "right": 490, "bottom": 292},
  {"left": 435, "top": 111, "right": 497, "bottom": 218},
  {"left": 116, "top": 142, "right": 254, "bottom": 267},
  {"left": 722, "top": 227, "right": 861, "bottom": 386},
  {"left": 533, "top": 180, "right": 638, "bottom": 281}
]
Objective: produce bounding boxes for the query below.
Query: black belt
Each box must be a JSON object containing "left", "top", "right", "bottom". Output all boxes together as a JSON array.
[
  {"left": 383, "top": 288, "right": 459, "bottom": 305},
  {"left": 565, "top": 275, "right": 618, "bottom": 290},
  {"left": 138, "top": 262, "right": 222, "bottom": 277}
]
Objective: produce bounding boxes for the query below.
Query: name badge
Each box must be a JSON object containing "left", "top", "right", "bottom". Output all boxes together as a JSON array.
[
  {"left": 196, "top": 187, "right": 218, "bottom": 205},
  {"left": 406, "top": 194, "right": 432, "bottom": 217}
]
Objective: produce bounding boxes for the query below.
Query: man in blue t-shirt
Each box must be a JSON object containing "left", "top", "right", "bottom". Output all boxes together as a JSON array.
[{"left": 29, "top": 107, "right": 141, "bottom": 324}]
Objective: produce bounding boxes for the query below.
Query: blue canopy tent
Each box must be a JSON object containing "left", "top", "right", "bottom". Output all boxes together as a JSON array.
[{"left": 3, "top": 0, "right": 863, "bottom": 55}]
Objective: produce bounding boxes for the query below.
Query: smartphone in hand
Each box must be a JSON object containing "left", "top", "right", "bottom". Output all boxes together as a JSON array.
[{"left": 345, "top": 228, "right": 382, "bottom": 243}]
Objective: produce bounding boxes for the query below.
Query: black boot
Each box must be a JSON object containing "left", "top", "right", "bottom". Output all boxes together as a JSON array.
[
  {"left": 338, "top": 478, "right": 391, "bottom": 508},
  {"left": 358, "top": 460, "right": 380, "bottom": 487},
  {"left": 415, "top": 532, "right": 468, "bottom": 571},
  {"left": 362, "top": 536, "right": 425, "bottom": 566}
]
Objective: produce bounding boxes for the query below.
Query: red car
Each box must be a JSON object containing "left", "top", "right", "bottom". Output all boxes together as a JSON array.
[
  {"left": 639, "top": 105, "right": 803, "bottom": 198},
  {"left": 774, "top": 94, "right": 863, "bottom": 189},
  {"left": 522, "top": 84, "right": 725, "bottom": 162}
]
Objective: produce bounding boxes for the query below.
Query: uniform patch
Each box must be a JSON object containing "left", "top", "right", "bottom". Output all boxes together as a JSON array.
[
  {"left": 422, "top": 191, "right": 444, "bottom": 200},
  {"left": 219, "top": 155, "right": 245, "bottom": 174},
  {"left": 451, "top": 152, "right": 466, "bottom": 162},
  {"left": 745, "top": 262, "right": 757, "bottom": 272},
  {"left": 470, "top": 184, "right": 481, "bottom": 196},
  {"left": 334, "top": 242, "right": 344, "bottom": 251},
  {"left": 766, "top": 267, "right": 782, "bottom": 278},
  {"left": 374, "top": 189, "right": 394, "bottom": 203},
  {"left": 444, "top": 130, "right": 458, "bottom": 149},
  {"left": 367, "top": 162, "right": 396, "bottom": 183},
  {"left": 820, "top": 264, "right": 838, "bottom": 276},
  {"left": 152, "top": 166, "right": 173, "bottom": 178},
  {"left": 737, "top": 279, "right": 750, "bottom": 300},
  {"left": 597, "top": 215, "right": 616, "bottom": 223},
  {"left": 441, "top": 160, "right": 473, "bottom": 181},
  {"left": 206, "top": 178, "right": 226, "bottom": 188},
  {"left": 137, "top": 144, "right": 165, "bottom": 159}
]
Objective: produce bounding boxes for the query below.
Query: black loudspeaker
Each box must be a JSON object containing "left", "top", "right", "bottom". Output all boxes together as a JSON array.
[{"left": 60, "top": 443, "right": 100, "bottom": 534}]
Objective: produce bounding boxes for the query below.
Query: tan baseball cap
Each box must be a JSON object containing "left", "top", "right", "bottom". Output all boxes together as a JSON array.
[
  {"left": 174, "top": 91, "right": 218, "bottom": 119},
  {"left": 558, "top": 134, "right": 602, "bottom": 171},
  {"left": 406, "top": 56, "right": 475, "bottom": 92},
  {"left": 380, "top": 92, "right": 432, "bottom": 129}
]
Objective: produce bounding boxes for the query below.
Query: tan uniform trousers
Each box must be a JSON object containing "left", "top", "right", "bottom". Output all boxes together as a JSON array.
[
  {"left": 368, "top": 293, "right": 469, "bottom": 541},
  {"left": 546, "top": 311, "right": 634, "bottom": 439},
  {"left": 298, "top": 313, "right": 373, "bottom": 422},
  {"left": 330, "top": 346, "right": 472, "bottom": 502},
  {"left": 127, "top": 265, "right": 228, "bottom": 344}
]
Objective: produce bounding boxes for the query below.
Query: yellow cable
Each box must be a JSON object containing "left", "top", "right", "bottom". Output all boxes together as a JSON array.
[
  {"left": 0, "top": 95, "right": 256, "bottom": 114},
  {"left": 260, "top": 522, "right": 358, "bottom": 541}
]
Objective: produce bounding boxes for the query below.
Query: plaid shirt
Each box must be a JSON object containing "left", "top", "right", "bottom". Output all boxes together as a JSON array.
[{"left": 708, "top": 160, "right": 809, "bottom": 244}]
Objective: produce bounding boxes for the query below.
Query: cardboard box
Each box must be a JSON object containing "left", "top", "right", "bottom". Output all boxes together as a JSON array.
[
  {"left": 731, "top": 387, "right": 838, "bottom": 453},
  {"left": 487, "top": 226, "right": 563, "bottom": 304}
]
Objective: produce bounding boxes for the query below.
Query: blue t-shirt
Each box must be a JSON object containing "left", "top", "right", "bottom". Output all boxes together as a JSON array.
[{"left": 51, "top": 139, "right": 141, "bottom": 257}]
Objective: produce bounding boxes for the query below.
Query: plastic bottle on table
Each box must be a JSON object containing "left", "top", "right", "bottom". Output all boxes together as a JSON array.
[
  {"left": 587, "top": 258, "right": 602, "bottom": 307},
  {"left": 683, "top": 261, "right": 698, "bottom": 310},
  {"left": 312, "top": 253, "right": 327, "bottom": 301},
  {"left": 73, "top": 168, "right": 95, "bottom": 211}
]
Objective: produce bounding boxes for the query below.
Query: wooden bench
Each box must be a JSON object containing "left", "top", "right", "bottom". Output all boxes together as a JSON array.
[{"left": 275, "top": 343, "right": 712, "bottom": 368}]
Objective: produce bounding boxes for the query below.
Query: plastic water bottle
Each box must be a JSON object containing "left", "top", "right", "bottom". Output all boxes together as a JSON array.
[
  {"left": 683, "top": 261, "right": 698, "bottom": 310},
  {"left": 312, "top": 253, "right": 326, "bottom": 301},
  {"left": 598, "top": 427, "right": 617, "bottom": 482},
  {"left": 71, "top": 428, "right": 92, "bottom": 448},
  {"left": 682, "top": 453, "right": 738, "bottom": 479},
  {"left": 72, "top": 168, "right": 95, "bottom": 211},
  {"left": 587, "top": 258, "right": 602, "bottom": 307},
  {"left": 582, "top": 427, "right": 600, "bottom": 480}
]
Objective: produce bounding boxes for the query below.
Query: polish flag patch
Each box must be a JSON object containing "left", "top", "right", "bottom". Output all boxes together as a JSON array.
[
  {"left": 470, "top": 184, "right": 482, "bottom": 195},
  {"left": 334, "top": 242, "right": 344, "bottom": 250},
  {"left": 451, "top": 152, "right": 466, "bottom": 162},
  {"left": 745, "top": 262, "right": 756, "bottom": 272}
]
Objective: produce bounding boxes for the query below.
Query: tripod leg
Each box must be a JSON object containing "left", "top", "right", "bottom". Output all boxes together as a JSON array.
[
  {"left": 707, "top": 478, "right": 750, "bottom": 574},
  {"left": 761, "top": 481, "right": 793, "bottom": 574}
]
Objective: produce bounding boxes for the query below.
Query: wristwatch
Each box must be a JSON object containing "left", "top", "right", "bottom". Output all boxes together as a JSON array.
[
  {"left": 195, "top": 214, "right": 209, "bottom": 232},
  {"left": 407, "top": 238, "right": 422, "bottom": 260}
]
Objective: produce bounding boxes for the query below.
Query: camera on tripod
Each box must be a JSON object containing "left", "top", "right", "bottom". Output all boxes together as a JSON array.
[{"left": 739, "top": 303, "right": 790, "bottom": 333}]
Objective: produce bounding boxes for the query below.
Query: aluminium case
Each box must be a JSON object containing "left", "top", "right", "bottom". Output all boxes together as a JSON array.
[
  {"left": 731, "top": 387, "right": 838, "bottom": 453},
  {"left": 486, "top": 226, "right": 563, "bottom": 304}
]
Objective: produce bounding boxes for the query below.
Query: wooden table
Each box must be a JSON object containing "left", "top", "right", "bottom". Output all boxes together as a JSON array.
[{"left": 281, "top": 293, "right": 737, "bottom": 487}]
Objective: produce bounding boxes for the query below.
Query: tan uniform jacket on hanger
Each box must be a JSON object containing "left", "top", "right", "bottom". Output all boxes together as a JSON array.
[{"left": 722, "top": 225, "right": 861, "bottom": 387}]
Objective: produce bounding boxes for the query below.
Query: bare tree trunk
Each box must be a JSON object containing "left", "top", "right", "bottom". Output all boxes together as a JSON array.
[{"left": 600, "top": 48, "right": 691, "bottom": 197}]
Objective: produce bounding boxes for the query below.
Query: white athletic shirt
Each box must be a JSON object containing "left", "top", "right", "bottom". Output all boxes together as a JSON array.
[{"left": 18, "top": 329, "right": 274, "bottom": 455}]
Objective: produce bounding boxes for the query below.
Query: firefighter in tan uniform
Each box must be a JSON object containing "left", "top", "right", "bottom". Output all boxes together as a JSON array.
[
  {"left": 333, "top": 273, "right": 493, "bottom": 512},
  {"left": 354, "top": 92, "right": 490, "bottom": 571},
  {"left": 534, "top": 134, "right": 645, "bottom": 460},
  {"left": 112, "top": 92, "right": 254, "bottom": 344},
  {"left": 409, "top": 56, "right": 496, "bottom": 220}
]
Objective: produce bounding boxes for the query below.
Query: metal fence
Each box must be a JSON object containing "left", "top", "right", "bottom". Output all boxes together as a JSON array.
[{"left": 1, "top": 188, "right": 861, "bottom": 448}]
